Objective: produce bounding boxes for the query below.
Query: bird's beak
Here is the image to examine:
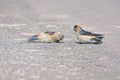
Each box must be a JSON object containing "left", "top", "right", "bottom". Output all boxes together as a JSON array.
[{"left": 73, "top": 27, "right": 77, "bottom": 32}]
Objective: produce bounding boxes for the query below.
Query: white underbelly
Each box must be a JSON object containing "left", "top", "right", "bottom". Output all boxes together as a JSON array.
[
  {"left": 38, "top": 34, "right": 53, "bottom": 43},
  {"left": 77, "top": 35, "right": 92, "bottom": 42},
  {"left": 40, "top": 38, "right": 53, "bottom": 43}
]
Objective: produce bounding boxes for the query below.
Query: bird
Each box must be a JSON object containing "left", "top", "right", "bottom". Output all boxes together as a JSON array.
[
  {"left": 73, "top": 25, "right": 104, "bottom": 44},
  {"left": 28, "top": 31, "right": 64, "bottom": 43}
]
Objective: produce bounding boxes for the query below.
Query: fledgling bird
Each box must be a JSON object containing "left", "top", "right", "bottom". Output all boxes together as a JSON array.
[
  {"left": 73, "top": 25, "right": 104, "bottom": 44},
  {"left": 28, "top": 31, "right": 64, "bottom": 43}
]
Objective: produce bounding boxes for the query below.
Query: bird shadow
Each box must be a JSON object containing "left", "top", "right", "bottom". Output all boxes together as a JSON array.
[
  {"left": 76, "top": 42, "right": 102, "bottom": 44},
  {"left": 27, "top": 41, "right": 64, "bottom": 44}
]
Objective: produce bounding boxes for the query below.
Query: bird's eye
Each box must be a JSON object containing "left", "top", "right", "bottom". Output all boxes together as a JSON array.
[{"left": 74, "top": 25, "right": 78, "bottom": 28}]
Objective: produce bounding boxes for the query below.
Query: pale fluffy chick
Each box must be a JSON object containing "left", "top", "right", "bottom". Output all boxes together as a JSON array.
[{"left": 28, "top": 31, "right": 64, "bottom": 43}]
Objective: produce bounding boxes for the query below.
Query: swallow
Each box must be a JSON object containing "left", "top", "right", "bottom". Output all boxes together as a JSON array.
[
  {"left": 28, "top": 31, "right": 64, "bottom": 43},
  {"left": 73, "top": 25, "right": 104, "bottom": 44}
]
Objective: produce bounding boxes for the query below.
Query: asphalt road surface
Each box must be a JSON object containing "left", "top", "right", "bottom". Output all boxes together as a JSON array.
[{"left": 0, "top": 0, "right": 120, "bottom": 80}]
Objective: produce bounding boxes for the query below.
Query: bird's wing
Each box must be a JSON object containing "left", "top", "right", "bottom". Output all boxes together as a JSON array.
[
  {"left": 80, "top": 29, "right": 92, "bottom": 35},
  {"left": 45, "top": 31, "right": 55, "bottom": 35},
  {"left": 80, "top": 29, "right": 103, "bottom": 37},
  {"left": 28, "top": 35, "right": 38, "bottom": 42}
]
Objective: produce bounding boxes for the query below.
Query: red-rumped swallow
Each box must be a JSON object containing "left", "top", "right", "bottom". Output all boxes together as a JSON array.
[
  {"left": 28, "top": 31, "right": 64, "bottom": 43},
  {"left": 73, "top": 25, "right": 104, "bottom": 44}
]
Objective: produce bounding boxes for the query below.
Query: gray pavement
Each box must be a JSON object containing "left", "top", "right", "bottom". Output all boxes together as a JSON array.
[{"left": 0, "top": 0, "right": 120, "bottom": 80}]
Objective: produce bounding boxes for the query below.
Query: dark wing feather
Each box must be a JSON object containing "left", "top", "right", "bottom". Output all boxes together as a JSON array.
[
  {"left": 80, "top": 29, "right": 92, "bottom": 35},
  {"left": 45, "top": 31, "right": 55, "bottom": 35},
  {"left": 80, "top": 29, "right": 104, "bottom": 37},
  {"left": 28, "top": 35, "right": 38, "bottom": 42}
]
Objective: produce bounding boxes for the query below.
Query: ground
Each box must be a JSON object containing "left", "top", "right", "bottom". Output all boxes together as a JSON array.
[{"left": 0, "top": 0, "right": 120, "bottom": 80}]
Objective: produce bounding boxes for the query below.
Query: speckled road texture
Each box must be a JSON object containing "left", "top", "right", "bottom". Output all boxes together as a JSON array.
[{"left": 0, "top": 0, "right": 120, "bottom": 80}]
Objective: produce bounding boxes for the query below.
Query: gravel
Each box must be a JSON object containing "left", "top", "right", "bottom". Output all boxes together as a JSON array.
[{"left": 0, "top": 0, "right": 120, "bottom": 80}]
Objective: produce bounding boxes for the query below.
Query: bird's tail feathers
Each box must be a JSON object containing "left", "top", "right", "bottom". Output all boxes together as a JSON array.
[
  {"left": 93, "top": 33, "right": 103, "bottom": 37},
  {"left": 97, "top": 36, "right": 104, "bottom": 39},
  {"left": 27, "top": 35, "right": 38, "bottom": 42},
  {"left": 92, "top": 37, "right": 102, "bottom": 44}
]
